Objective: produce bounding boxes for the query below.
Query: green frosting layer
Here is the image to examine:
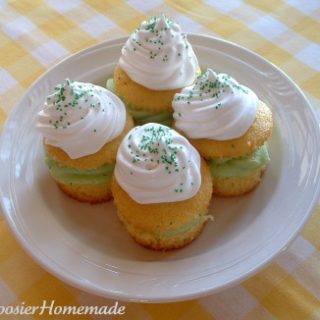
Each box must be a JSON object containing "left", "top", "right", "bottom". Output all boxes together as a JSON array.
[
  {"left": 46, "top": 154, "right": 114, "bottom": 185},
  {"left": 106, "top": 78, "right": 115, "bottom": 92},
  {"left": 106, "top": 78, "right": 173, "bottom": 126},
  {"left": 158, "top": 213, "right": 208, "bottom": 239},
  {"left": 209, "top": 143, "right": 270, "bottom": 178},
  {"left": 125, "top": 213, "right": 209, "bottom": 240}
]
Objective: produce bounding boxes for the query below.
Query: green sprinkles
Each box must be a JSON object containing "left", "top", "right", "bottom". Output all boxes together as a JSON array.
[
  {"left": 127, "top": 125, "right": 199, "bottom": 195},
  {"left": 45, "top": 79, "right": 105, "bottom": 129},
  {"left": 129, "top": 15, "right": 189, "bottom": 63},
  {"left": 174, "top": 70, "right": 249, "bottom": 110}
]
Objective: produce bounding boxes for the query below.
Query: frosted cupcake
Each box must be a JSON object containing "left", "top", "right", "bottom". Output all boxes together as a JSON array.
[
  {"left": 111, "top": 123, "right": 212, "bottom": 251},
  {"left": 172, "top": 69, "right": 273, "bottom": 196},
  {"left": 107, "top": 15, "right": 199, "bottom": 126},
  {"left": 37, "top": 79, "right": 134, "bottom": 203}
]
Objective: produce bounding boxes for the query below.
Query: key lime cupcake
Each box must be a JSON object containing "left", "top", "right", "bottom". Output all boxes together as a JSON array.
[
  {"left": 112, "top": 123, "right": 212, "bottom": 251},
  {"left": 37, "top": 79, "right": 133, "bottom": 203},
  {"left": 107, "top": 15, "right": 200, "bottom": 126},
  {"left": 172, "top": 69, "right": 273, "bottom": 196}
]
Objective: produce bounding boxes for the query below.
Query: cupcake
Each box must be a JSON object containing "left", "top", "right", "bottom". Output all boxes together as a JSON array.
[
  {"left": 172, "top": 69, "right": 273, "bottom": 196},
  {"left": 37, "top": 79, "right": 134, "bottom": 203},
  {"left": 111, "top": 123, "right": 212, "bottom": 251},
  {"left": 106, "top": 15, "right": 199, "bottom": 126}
]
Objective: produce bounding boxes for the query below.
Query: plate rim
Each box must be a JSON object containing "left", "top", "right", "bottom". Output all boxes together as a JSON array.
[{"left": 1, "top": 33, "right": 320, "bottom": 303}]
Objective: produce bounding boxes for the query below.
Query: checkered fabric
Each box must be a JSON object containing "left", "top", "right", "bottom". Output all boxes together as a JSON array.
[{"left": 0, "top": 1, "right": 319, "bottom": 319}]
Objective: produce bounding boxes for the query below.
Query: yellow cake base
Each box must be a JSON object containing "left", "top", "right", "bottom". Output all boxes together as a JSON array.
[
  {"left": 44, "top": 114, "right": 133, "bottom": 203},
  {"left": 117, "top": 210, "right": 207, "bottom": 251},
  {"left": 114, "top": 65, "right": 182, "bottom": 113},
  {"left": 57, "top": 181, "right": 112, "bottom": 204},
  {"left": 111, "top": 159, "right": 213, "bottom": 251}
]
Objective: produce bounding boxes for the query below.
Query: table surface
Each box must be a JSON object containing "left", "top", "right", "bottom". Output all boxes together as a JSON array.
[{"left": 0, "top": 1, "right": 319, "bottom": 319}]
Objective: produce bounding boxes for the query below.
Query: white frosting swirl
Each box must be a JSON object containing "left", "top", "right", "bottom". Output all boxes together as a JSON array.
[
  {"left": 119, "top": 15, "right": 199, "bottom": 91},
  {"left": 37, "top": 79, "right": 126, "bottom": 159},
  {"left": 115, "top": 123, "right": 201, "bottom": 204},
  {"left": 173, "top": 69, "right": 259, "bottom": 140}
]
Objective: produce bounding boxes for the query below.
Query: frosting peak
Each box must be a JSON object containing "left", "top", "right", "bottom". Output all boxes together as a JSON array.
[
  {"left": 119, "top": 15, "right": 199, "bottom": 91},
  {"left": 173, "top": 69, "right": 259, "bottom": 140},
  {"left": 114, "top": 123, "right": 201, "bottom": 204},
  {"left": 37, "top": 79, "right": 126, "bottom": 159}
]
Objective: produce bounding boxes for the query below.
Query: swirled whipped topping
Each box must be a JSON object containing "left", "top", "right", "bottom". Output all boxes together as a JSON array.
[
  {"left": 119, "top": 15, "right": 199, "bottom": 91},
  {"left": 115, "top": 123, "right": 201, "bottom": 204},
  {"left": 37, "top": 79, "right": 126, "bottom": 159},
  {"left": 173, "top": 69, "right": 259, "bottom": 140}
]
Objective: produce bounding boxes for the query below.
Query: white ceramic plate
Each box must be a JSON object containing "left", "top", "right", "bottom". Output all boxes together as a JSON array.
[{"left": 1, "top": 35, "right": 320, "bottom": 303}]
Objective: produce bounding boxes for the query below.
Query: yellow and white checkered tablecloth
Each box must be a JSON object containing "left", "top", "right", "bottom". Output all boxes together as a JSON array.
[{"left": 0, "top": 1, "right": 319, "bottom": 319}]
